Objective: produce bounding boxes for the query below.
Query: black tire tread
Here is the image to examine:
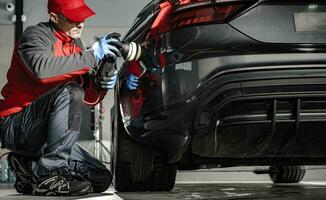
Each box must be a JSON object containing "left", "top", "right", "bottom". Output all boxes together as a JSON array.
[
  {"left": 269, "top": 165, "right": 306, "bottom": 183},
  {"left": 113, "top": 113, "right": 177, "bottom": 192}
]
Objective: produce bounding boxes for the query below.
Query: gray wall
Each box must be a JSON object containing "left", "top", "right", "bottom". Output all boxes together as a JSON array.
[
  {"left": 0, "top": 25, "right": 14, "bottom": 93},
  {"left": 24, "top": 0, "right": 149, "bottom": 29},
  {"left": 0, "top": 0, "right": 15, "bottom": 92},
  {"left": 0, "top": 0, "right": 15, "bottom": 24},
  {"left": 23, "top": 0, "right": 150, "bottom": 45}
]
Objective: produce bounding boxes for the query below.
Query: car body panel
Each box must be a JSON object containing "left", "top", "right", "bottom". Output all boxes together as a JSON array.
[
  {"left": 115, "top": 0, "right": 326, "bottom": 165},
  {"left": 231, "top": 2, "right": 326, "bottom": 43}
]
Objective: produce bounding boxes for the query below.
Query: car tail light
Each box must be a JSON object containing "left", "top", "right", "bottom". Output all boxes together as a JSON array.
[
  {"left": 170, "top": 4, "right": 243, "bottom": 29},
  {"left": 150, "top": 0, "right": 254, "bottom": 36}
]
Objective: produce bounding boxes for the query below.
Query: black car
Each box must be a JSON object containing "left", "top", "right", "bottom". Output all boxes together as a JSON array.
[{"left": 110, "top": 0, "right": 326, "bottom": 192}]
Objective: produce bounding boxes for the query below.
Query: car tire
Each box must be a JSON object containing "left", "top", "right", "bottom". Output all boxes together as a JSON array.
[
  {"left": 112, "top": 110, "right": 177, "bottom": 192},
  {"left": 269, "top": 166, "right": 306, "bottom": 183}
]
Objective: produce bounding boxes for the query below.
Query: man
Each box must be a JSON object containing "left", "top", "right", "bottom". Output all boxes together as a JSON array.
[{"left": 0, "top": 0, "right": 135, "bottom": 196}]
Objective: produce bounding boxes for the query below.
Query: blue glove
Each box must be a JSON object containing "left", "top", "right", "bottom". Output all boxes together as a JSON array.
[
  {"left": 126, "top": 74, "right": 139, "bottom": 90},
  {"left": 100, "top": 70, "right": 118, "bottom": 89},
  {"left": 91, "top": 35, "right": 121, "bottom": 63}
]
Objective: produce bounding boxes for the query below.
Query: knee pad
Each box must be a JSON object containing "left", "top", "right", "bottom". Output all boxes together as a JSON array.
[
  {"left": 65, "top": 82, "right": 85, "bottom": 102},
  {"left": 63, "top": 82, "right": 85, "bottom": 131}
]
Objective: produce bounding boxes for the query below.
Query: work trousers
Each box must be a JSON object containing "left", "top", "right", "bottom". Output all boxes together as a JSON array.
[{"left": 1, "top": 82, "right": 111, "bottom": 192}]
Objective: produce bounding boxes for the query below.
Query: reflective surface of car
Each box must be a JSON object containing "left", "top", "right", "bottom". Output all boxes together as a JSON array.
[{"left": 111, "top": 0, "right": 326, "bottom": 191}]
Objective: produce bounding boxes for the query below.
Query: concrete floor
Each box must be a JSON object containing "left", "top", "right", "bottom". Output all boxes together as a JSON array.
[
  {"left": 2, "top": 182, "right": 326, "bottom": 200},
  {"left": 1, "top": 167, "right": 326, "bottom": 199}
]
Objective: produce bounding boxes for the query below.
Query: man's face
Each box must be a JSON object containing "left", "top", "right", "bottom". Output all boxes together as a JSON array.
[{"left": 50, "top": 13, "right": 85, "bottom": 39}]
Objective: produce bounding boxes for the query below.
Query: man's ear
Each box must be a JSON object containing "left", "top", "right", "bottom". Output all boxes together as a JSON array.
[{"left": 49, "top": 12, "right": 59, "bottom": 23}]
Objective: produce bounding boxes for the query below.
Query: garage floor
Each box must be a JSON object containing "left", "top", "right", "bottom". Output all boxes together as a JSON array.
[
  {"left": 2, "top": 182, "right": 326, "bottom": 200},
  {"left": 1, "top": 167, "right": 326, "bottom": 200}
]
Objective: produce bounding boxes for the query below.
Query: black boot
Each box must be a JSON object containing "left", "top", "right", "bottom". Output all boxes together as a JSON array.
[
  {"left": 34, "top": 168, "right": 93, "bottom": 196},
  {"left": 7, "top": 153, "right": 35, "bottom": 194}
]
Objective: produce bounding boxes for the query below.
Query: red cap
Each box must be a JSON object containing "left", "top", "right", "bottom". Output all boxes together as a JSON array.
[{"left": 48, "top": 0, "right": 95, "bottom": 22}]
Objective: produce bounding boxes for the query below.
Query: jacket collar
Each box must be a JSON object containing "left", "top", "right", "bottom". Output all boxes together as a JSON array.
[{"left": 49, "top": 21, "right": 73, "bottom": 43}]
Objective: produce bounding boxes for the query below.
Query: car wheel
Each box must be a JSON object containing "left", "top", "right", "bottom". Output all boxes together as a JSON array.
[
  {"left": 112, "top": 111, "right": 177, "bottom": 192},
  {"left": 269, "top": 166, "right": 306, "bottom": 183}
]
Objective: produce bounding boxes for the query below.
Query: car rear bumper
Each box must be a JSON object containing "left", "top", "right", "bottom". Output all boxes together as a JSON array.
[
  {"left": 122, "top": 60, "right": 326, "bottom": 163},
  {"left": 117, "top": 0, "right": 326, "bottom": 165},
  {"left": 123, "top": 101, "right": 197, "bottom": 163}
]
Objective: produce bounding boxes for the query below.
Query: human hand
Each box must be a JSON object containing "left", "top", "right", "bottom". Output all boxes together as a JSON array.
[
  {"left": 91, "top": 34, "right": 122, "bottom": 63},
  {"left": 126, "top": 74, "right": 139, "bottom": 90},
  {"left": 99, "top": 70, "right": 118, "bottom": 89}
]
